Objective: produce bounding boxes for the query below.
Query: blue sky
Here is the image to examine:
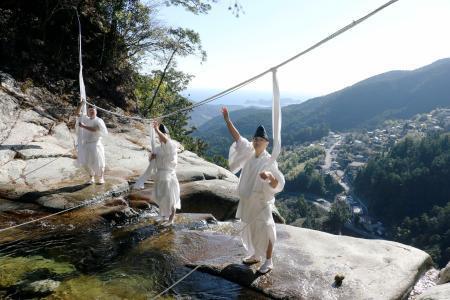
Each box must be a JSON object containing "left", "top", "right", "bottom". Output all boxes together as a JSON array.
[{"left": 154, "top": 0, "right": 450, "bottom": 103}]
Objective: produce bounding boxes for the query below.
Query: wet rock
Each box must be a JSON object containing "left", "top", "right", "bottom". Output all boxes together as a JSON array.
[
  {"left": 0, "top": 255, "right": 75, "bottom": 289},
  {"left": 128, "top": 188, "right": 153, "bottom": 202},
  {"left": 0, "top": 209, "right": 47, "bottom": 233},
  {"left": 18, "top": 279, "right": 60, "bottom": 297},
  {"left": 157, "top": 222, "right": 432, "bottom": 300},
  {"left": 97, "top": 205, "right": 139, "bottom": 223},
  {"left": 437, "top": 261, "right": 450, "bottom": 284},
  {"left": 416, "top": 283, "right": 450, "bottom": 300},
  {"left": 48, "top": 274, "right": 161, "bottom": 299},
  {"left": 104, "top": 197, "right": 128, "bottom": 207},
  {"left": 173, "top": 213, "right": 217, "bottom": 230},
  {"left": 129, "top": 200, "right": 152, "bottom": 209},
  {"left": 0, "top": 198, "right": 41, "bottom": 212},
  {"left": 34, "top": 177, "right": 129, "bottom": 210}
]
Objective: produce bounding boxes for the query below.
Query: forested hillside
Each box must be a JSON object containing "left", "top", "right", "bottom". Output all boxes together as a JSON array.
[
  {"left": 195, "top": 58, "right": 450, "bottom": 155},
  {"left": 354, "top": 132, "right": 450, "bottom": 266}
]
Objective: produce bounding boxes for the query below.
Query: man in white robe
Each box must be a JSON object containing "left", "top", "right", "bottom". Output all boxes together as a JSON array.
[
  {"left": 75, "top": 101, "right": 108, "bottom": 184},
  {"left": 222, "top": 107, "right": 285, "bottom": 274},
  {"left": 150, "top": 121, "right": 181, "bottom": 226}
]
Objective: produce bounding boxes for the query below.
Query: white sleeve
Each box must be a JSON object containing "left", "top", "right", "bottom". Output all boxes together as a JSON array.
[
  {"left": 228, "top": 136, "right": 254, "bottom": 174},
  {"left": 262, "top": 161, "right": 285, "bottom": 195},
  {"left": 159, "top": 139, "right": 178, "bottom": 167},
  {"left": 96, "top": 118, "right": 108, "bottom": 136},
  {"left": 161, "top": 139, "right": 178, "bottom": 155}
]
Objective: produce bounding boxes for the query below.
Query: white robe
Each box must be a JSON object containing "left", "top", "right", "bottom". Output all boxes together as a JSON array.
[
  {"left": 76, "top": 115, "right": 108, "bottom": 177},
  {"left": 151, "top": 139, "right": 181, "bottom": 218},
  {"left": 133, "top": 127, "right": 157, "bottom": 190},
  {"left": 229, "top": 136, "right": 285, "bottom": 258}
]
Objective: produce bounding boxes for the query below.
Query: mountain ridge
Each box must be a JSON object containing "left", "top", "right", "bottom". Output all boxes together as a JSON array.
[{"left": 195, "top": 58, "right": 450, "bottom": 155}]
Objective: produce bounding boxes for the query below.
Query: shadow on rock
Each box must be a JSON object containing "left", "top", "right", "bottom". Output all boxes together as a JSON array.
[
  {"left": 220, "top": 263, "right": 264, "bottom": 286},
  {"left": 17, "top": 184, "right": 91, "bottom": 203},
  {"left": 0, "top": 144, "right": 42, "bottom": 151}
]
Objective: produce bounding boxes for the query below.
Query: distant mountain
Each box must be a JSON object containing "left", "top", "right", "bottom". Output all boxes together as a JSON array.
[
  {"left": 187, "top": 98, "right": 304, "bottom": 128},
  {"left": 195, "top": 58, "right": 450, "bottom": 156},
  {"left": 286, "top": 57, "right": 450, "bottom": 131},
  {"left": 182, "top": 88, "right": 309, "bottom": 107},
  {"left": 188, "top": 104, "right": 243, "bottom": 128}
]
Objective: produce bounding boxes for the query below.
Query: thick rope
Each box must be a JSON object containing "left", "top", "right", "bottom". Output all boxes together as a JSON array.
[
  {"left": 1, "top": 0, "right": 400, "bottom": 198},
  {"left": 150, "top": 203, "right": 272, "bottom": 300},
  {"left": 0, "top": 197, "right": 97, "bottom": 233},
  {"left": 86, "top": 0, "right": 399, "bottom": 122},
  {"left": 150, "top": 1, "right": 402, "bottom": 297},
  {"left": 1, "top": 1, "right": 400, "bottom": 294},
  {"left": 151, "top": 265, "right": 202, "bottom": 299}
]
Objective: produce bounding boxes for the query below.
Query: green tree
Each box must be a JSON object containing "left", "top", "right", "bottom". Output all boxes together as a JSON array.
[
  {"left": 324, "top": 200, "right": 351, "bottom": 235},
  {"left": 394, "top": 203, "right": 450, "bottom": 267},
  {"left": 134, "top": 69, "right": 207, "bottom": 155}
]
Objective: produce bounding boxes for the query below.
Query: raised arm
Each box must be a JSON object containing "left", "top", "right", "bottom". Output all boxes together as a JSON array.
[
  {"left": 153, "top": 121, "right": 168, "bottom": 144},
  {"left": 76, "top": 98, "right": 84, "bottom": 116},
  {"left": 222, "top": 107, "right": 240, "bottom": 142}
]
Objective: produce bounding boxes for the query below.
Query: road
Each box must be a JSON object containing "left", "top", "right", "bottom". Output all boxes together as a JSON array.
[{"left": 322, "top": 140, "right": 340, "bottom": 170}]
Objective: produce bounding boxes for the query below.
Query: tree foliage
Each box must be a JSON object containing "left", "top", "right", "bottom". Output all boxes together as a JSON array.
[
  {"left": 354, "top": 132, "right": 450, "bottom": 222},
  {"left": 0, "top": 0, "right": 225, "bottom": 154},
  {"left": 276, "top": 195, "right": 324, "bottom": 230},
  {"left": 278, "top": 146, "right": 343, "bottom": 198},
  {"left": 323, "top": 200, "right": 351, "bottom": 235},
  {"left": 135, "top": 69, "right": 207, "bottom": 154},
  {"left": 394, "top": 203, "right": 450, "bottom": 267},
  {"left": 0, "top": 0, "right": 205, "bottom": 109},
  {"left": 354, "top": 132, "right": 450, "bottom": 266}
]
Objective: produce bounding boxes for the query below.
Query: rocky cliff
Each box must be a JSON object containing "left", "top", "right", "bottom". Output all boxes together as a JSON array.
[{"left": 0, "top": 72, "right": 447, "bottom": 299}]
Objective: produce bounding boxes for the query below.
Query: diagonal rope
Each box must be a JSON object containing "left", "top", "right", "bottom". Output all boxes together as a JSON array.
[
  {"left": 150, "top": 203, "right": 272, "bottom": 300},
  {"left": 1, "top": 0, "right": 402, "bottom": 179},
  {"left": 150, "top": 1, "right": 401, "bottom": 298},
  {"left": 86, "top": 0, "right": 400, "bottom": 122},
  {"left": 1, "top": 1, "right": 400, "bottom": 293},
  {"left": 0, "top": 197, "right": 98, "bottom": 233}
]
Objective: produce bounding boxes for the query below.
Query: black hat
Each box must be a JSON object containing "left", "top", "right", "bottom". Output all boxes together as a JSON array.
[
  {"left": 159, "top": 123, "right": 169, "bottom": 134},
  {"left": 253, "top": 125, "right": 269, "bottom": 141}
]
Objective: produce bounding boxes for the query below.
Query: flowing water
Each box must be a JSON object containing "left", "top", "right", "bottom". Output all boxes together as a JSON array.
[{"left": 0, "top": 210, "right": 269, "bottom": 299}]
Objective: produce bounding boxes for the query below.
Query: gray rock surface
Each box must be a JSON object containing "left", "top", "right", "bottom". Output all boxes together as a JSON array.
[
  {"left": 160, "top": 222, "right": 432, "bottom": 300},
  {"left": 438, "top": 261, "right": 450, "bottom": 284},
  {"left": 0, "top": 73, "right": 238, "bottom": 218},
  {"left": 0, "top": 72, "right": 436, "bottom": 300},
  {"left": 35, "top": 176, "right": 129, "bottom": 210},
  {"left": 416, "top": 283, "right": 450, "bottom": 300}
]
